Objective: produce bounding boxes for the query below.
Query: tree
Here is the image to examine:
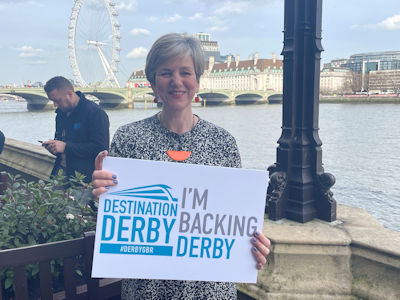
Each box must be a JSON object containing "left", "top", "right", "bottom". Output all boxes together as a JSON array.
[{"left": 345, "top": 71, "right": 362, "bottom": 93}]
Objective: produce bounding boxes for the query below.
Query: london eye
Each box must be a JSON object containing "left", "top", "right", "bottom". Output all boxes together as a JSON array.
[{"left": 68, "top": 0, "right": 121, "bottom": 87}]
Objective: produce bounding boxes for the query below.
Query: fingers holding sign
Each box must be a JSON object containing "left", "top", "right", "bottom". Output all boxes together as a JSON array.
[
  {"left": 251, "top": 230, "right": 271, "bottom": 270},
  {"left": 92, "top": 150, "right": 118, "bottom": 197}
]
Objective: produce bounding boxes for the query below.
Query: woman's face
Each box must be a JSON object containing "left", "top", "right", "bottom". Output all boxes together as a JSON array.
[{"left": 153, "top": 55, "right": 199, "bottom": 113}]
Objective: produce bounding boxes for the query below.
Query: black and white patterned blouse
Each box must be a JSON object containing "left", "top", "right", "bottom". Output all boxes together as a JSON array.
[{"left": 109, "top": 113, "right": 241, "bottom": 300}]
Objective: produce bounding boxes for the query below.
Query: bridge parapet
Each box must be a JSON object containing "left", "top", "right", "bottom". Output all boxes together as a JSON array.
[{"left": 1, "top": 87, "right": 282, "bottom": 109}]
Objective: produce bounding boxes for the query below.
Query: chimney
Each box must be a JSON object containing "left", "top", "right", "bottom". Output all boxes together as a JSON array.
[
  {"left": 208, "top": 56, "right": 215, "bottom": 72},
  {"left": 254, "top": 52, "right": 259, "bottom": 65},
  {"left": 235, "top": 54, "right": 240, "bottom": 67},
  {"left": 272, "top": 52, "right": 276, "bottom": 64},
  {"left": 227, "top": 55, "right": 232, "bottom": 68}
]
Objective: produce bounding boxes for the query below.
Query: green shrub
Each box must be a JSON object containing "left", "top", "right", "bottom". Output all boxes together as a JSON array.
[{"left": 0, "top": 172, "right": 97, "bottom": 298}]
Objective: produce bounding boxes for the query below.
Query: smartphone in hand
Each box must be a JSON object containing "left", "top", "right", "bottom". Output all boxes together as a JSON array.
[{"left": 38, "top": 140, "right": 43, "bottom": 144}]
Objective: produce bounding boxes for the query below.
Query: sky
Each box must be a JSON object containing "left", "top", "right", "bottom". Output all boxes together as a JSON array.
[{"left": 0, "top": 0, "right": 399, "bottom": 86}]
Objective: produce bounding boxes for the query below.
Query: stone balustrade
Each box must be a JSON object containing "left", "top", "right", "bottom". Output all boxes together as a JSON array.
[{"left": 239, "top": 205, "right": 400, "bottom": 299}]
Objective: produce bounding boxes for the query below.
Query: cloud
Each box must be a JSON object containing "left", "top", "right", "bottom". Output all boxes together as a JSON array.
[
  {"left": 26, "top": 0, "right": 41, "bottom": 5},
  {"left": 130, "top": 28, "right": 151, "bottom": 36},
  {"left": 3, "top": 0, "right": 41, "bottom": 5},
  {"left": 214, "top": 1, "right": 247, "bottom": 15},
  {"left": 377, "top": 14, "right": 400, "bottom": 30},
  {"left": 116, "top": 0, "right": 138, "bottom": 12},
  {"left": 150, "top": 13, "right": 182, "bottom": 23},
  {"left": 149, "top": 16, "right": 159, "bottom": 22},
  {"left": 206, "top": 15, "right": 228, "bottom": 32},
  {"left": 26, "top": 60, "right": 47, "bottom": 65},
  {"left": 166, "top": 13, "right": 182, "bottom": 23},
  {"left": 352, "top": 14, "right": 400, "bottom": 31},
  {"left": 14, "top": 46, "right": 44, "bottom": 58},
  {"left": 83, "top": 0, "right": 136, "bottom": 12},
  {"left": 189, "top": 13, "right": 203, "bottom": 20},
  {"left": 127, "top": 47, "right": 148, "bottom": 59},
  {"left": 210, "top": 25, "right": 229, "bottom": 32}
]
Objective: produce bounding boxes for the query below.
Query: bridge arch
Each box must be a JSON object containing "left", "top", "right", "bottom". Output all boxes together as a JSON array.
[
  {"left": 268, "top": 93, "right": 283, "bottom": 104},
  {"left": 235, "top": 93, "right": 265, "bottom": 105},
  {"left": 83, "top": 92, "right": 127, "bottom": 108},
  {"left": 0, "top": 91, "right": 51, "bottom": 110},
  {"left": 132, "top": 90, "right": 155, "bottom": 101},
  {"left": 197, "top": 92, "right": 231, "bottom": 105}
]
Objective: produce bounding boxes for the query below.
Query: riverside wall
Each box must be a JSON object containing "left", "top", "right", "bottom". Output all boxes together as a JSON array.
[
  {"left": 320, "top": 96, "right": 400, "bottom": 104},
  {"left": 0, "top": 138, "right": 54, "bottom": 181},
  {"left": 0, "top": 138, "right": 399, "bottom": 299}
]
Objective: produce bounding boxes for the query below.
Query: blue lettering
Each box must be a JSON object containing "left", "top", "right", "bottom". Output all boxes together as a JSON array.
[
  {"left": 101, "top": 215, "right": 115, "bottom": 241},
  {"left": 212, "top": 238, "right": 223, "bottom": 258},
  {"left": 170, "top": 203, "right": 178, "bottom": 217},
  {"left": 112, "top": 199, "right": 119, "bottom": 213},
  {"left": 189, "top": 236, "right": 200, "bottom": 258},
  {"left": 176, "top": 236, "right": 188, "bottom": 257},
  {"left": 163, "top": 218, "right": 175, "bottom": 244},
  {"left": 117, "top": 216, "right": 130, "bottom": 242},
  {"left": 145, "top": 203, "right": 153, "bottom": 214},
  {"left": 225, "top": 239, "right": 235, "bottom": 259},
  {"left": 131, "top": 217, "right": 145, "bottom": 242},
  {"left": 200, "top": 237, "right": 212, "bottom": 258},
  {"left": 137, "top": 201, "right": 145, "bottom": 214},
  {"left": 104, "top": 199, "right": 111, "bottom": 213},
  {"left": 147, "top": 218, "right": 160, "bottom": 243},
  {"left": 120, "top": 200, "right": 127, "bottom": 214}
]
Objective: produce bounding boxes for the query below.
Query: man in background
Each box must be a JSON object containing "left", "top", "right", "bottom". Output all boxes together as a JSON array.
[{"left": 42, "top": 76, "right": 109, "bottom": 184}]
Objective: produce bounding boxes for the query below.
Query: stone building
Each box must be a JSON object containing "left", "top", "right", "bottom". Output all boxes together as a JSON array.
[
  {"left": 319, "top": 67, "right": 352, "bottom": 94},
  {"left": 127, "top": 53, "right": 284, "bottom": 92},
  {"left": 127, "top": 69, "right": 150, "bottom": 88},
  {"left": 368, "top": 69, "right": 400, "bottom": 93},
  {"left": 200, "top": 52, "right": 283, "bottom": 92}
]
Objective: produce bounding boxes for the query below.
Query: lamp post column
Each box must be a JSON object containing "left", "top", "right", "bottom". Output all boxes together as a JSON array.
[{"left": 266, "top": 0, "right": 336, "bottom": 222}]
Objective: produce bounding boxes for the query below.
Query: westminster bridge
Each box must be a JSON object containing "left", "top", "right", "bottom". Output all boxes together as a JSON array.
[{"left": 0, "top": 87, "right": 282, "bottom": 110}]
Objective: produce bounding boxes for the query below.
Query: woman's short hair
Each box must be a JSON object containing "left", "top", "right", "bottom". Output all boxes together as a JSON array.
[{"left": 145, "top": 33, "right": 205, "bottom": 85}]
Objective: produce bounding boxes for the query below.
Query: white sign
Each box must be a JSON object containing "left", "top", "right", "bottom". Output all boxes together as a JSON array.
[{"left": 92, "top": 157, "right": 268, "bottom": 283}]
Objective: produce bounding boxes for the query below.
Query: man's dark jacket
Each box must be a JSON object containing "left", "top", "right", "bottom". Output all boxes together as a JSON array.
[{"left": 51, "top": 91, "right": 109, "bottom": 183}]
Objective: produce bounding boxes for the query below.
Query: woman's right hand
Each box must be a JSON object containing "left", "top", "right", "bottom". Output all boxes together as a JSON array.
[{"left": 92, "top": 150, "right": 118, "bottom": 197}]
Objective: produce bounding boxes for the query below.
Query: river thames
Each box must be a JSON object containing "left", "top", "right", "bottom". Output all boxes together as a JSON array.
[{"left": 1, "top": 101, "right": 399, "bottom": 231}]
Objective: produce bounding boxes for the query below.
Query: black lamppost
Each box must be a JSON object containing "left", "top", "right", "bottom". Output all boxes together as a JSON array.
[{"left": 266, "top": 0, "right": 336, "bottom": 223}]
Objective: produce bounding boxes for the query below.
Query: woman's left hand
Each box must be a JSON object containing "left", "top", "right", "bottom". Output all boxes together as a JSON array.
[{"left": 251, "top": 231, "right": 271, "bottom": 270}]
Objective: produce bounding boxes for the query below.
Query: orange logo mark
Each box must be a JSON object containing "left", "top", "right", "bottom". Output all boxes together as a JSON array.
[{"left": 166, "top": 150, "right": 191, "bottom": 162}]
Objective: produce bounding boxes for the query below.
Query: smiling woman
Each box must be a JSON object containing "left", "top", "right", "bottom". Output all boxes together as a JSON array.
[{"left": 91, "top": 33, "right": 271, "bottom": 300}]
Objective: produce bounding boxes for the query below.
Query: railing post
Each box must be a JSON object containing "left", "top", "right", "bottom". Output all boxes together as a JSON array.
[
  {"left": 266, "top": 0, "right": 336, "bottom": 222},
  {"left": 84, "top": 231, "right": 100, "bottom": 300}
]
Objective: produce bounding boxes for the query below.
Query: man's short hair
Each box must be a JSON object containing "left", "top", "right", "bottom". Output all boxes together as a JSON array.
[{"left": 44, "top": 76, "right": 74, "bottom": 94}]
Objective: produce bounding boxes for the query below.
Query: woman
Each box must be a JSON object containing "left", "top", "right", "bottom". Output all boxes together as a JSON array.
[{"left": 92, "top": 33, "right": 271, "bottom": 300}]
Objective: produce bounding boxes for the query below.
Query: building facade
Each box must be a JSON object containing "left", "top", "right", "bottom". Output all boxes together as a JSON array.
[
  {"left": 127, "top": 69, "right": 149, "bottom": 88},
  {"left": 368, "top": 69, "right": 400, "bottom": 93},
  {"left": 192, "top": 32, "right": 231, "bottom": 63},
  {"left": 319, "top": 67, "right": 352, "bottom": 94},
  {"left": 127, "top": 32, "right": 284, "bottom": 93},
  {"left": 326, "top": 51, "right": 400, "bottom": 74},
  {"left": 200, "top": 53, "right": 283, "bottom": 92}
]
